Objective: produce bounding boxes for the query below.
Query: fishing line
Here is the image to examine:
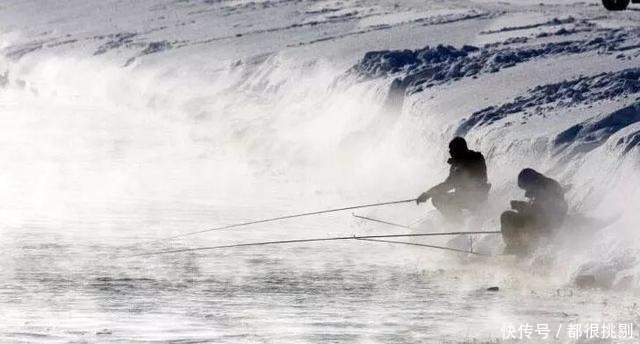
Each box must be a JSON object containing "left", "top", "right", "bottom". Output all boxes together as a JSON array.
[
  {"left": 153, "top": 198, "right": 417, "bottom": 242},
  {"left": 128, "top": 230, "right": 501, "bottom": 257},
  {"left": 353, "top": 214, "right": 416, "bottom": 230},
  {"left": 355, "top": 238, "right": 490, "bottom": 256}
]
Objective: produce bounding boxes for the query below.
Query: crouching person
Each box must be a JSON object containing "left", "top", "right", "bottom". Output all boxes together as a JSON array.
[
  {"left": 417, "top": 137, "right": 491, "bottom": 223},
  {"left": 501, "top": 168, "right": 568, "bottom": 255}
]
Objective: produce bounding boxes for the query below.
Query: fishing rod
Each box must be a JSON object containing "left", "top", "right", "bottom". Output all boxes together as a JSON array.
[
  {"left": 129, "top": 230, "right": 502, "bottom": 257},
  {"left": 155, "top": 198, "right": 417, "bottom": 242},
  {"left": 355, "top": 238, "right": 490, "bottom": 256},
  {"left": 353, "top": 215, "right": 499, "bottom": 256},
  {"left": 355, "top": 215, "right": 500, "bottom": 238}
]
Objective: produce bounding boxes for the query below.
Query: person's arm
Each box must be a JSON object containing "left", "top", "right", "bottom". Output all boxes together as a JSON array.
[
  {"left": 510, "top": 200, "right": 535, "bottom": 214},
  {"left": 416, "top": 178, "right": 454, "bottom": 204}
]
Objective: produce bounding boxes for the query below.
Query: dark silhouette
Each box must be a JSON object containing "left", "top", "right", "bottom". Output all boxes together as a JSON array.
[
  {"left": 602, "top": 0, "right": 630, "bottom": 11},
  {"left": 501, "top": 168, "right": 568, "bottom": 255},
  {"left": 417, "top": 137, "right": 490, "bottom": 222}
]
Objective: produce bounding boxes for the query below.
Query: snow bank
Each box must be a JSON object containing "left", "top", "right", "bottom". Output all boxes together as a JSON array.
[
  {"left": 459, "top": 69, "right": 640, "bottom": 137},
  {"left": 555, "top": 101, "right": 640, "bottom": 156},
  {"left": 348, "top": 27, "right": 633, "bottom": 94}
]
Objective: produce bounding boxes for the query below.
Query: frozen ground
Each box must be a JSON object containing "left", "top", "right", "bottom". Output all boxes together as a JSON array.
[{"left": 0, "top": 0, "right": 639, "bottom": 343}]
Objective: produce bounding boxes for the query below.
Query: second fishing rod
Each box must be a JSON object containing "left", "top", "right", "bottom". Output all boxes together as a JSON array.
[{"left": 152, "top": 198, "right": 419, "bottom": 242}]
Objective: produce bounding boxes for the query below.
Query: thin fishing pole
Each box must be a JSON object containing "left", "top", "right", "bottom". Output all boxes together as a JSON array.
[
  {"left": 355, "top": 215, "right": 497, "bottom": 238},
  {"left": 155, "top": 198, "right": 417, "bottom": 242},
  {"left": 353, "top": 214, "right": 416, "bottom": 230},
  {"left": 355, "top": 238, "right": 490, "bottom": 256},
  {"left": 129, "top": 230, "right": 501, "bottom": 257}
]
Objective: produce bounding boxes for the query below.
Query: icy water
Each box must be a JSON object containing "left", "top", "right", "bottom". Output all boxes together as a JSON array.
[{"left": 0, "top": 193, "right": 637, "bottom": 343}]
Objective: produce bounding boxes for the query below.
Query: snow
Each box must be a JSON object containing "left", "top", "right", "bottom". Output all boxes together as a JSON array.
[{"left": 0, "top": 0, "right": 639, "bottom": 342}]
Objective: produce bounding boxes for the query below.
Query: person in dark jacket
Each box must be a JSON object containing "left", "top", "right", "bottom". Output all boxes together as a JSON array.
[
  {"left": 501, "top": 168, "right": 568, "bottom": 254},
  {"left": 417, "top": 137, "right": 491, "bottom": 222}
]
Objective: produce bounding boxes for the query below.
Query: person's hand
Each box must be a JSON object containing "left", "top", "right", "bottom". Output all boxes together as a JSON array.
[
  {"left": 510, "top": 200, "right": 527, "bottom": 211},
  {"left": 416, "top": 192, "right": 430, "bottom": 205}
]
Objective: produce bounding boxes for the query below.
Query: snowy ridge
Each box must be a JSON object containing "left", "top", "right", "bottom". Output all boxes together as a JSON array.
[
  {"left": 555, "top": 101, "right": 640, "bottom": 156},
  {"left": 479, "top": 16, "right": 578, "bottom": 35},
  {"left": 347, "top": 21, "right": 640, "bottom": 164},
  {"left": 458, "top": 69, "right": 640, "bottom": 139},
  {"left": 348, "top": 26, "right": 635, "bottom": 93}
]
